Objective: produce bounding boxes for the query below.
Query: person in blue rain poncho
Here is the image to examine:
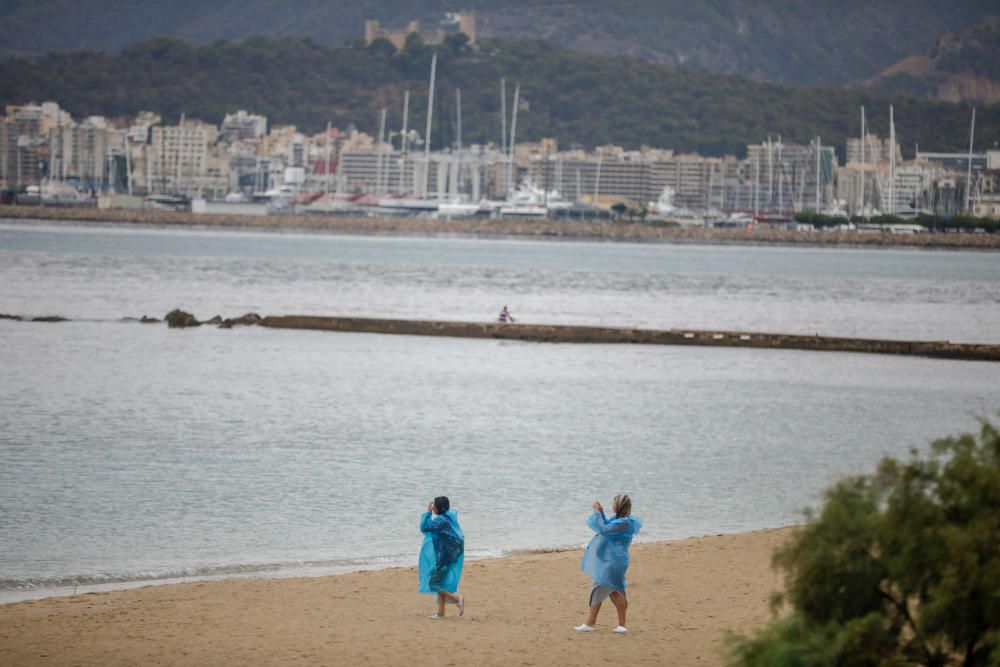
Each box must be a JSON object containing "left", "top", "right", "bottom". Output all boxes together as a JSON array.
[
  {"left": 419, "top": 496, "right": 465, "bottom": 619},
  {"left": 575, "top": 494, "right": 642, "bottom": 633}
]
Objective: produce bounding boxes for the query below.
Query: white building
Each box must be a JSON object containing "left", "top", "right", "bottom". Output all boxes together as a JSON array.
[
  {"left": 146, "top": 119, "right": 228, "bottom": 197},
  {"left": 220, "top": 110, "right": 267, "bottom": 143}
]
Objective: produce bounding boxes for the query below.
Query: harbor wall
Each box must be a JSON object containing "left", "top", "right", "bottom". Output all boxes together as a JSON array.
[
  {"left": 260, "top": 315, "right": 1000, "bottom": 362},
  {"left": 2, "top": 205, "right": 999, "bottom": 249}
]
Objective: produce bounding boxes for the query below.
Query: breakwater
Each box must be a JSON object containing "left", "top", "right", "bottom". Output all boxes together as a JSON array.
[
  {"left": 2, "top": 205, "right": 999, "bottom": 250},
  {"left": 260, "top": 315, "right": 1000, "bottom": 362},
  {"left": 3, "top": 309, "right": 998, "bottom": 361}
]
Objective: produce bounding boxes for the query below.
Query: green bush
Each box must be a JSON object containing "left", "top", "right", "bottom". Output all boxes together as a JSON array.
[{"left": 730, "top": 421, "right": 1000, "bottom": 666}]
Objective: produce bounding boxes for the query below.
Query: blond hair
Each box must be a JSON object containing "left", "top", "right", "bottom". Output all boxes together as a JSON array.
[{"left": 613, "top": 494, "right": 632, "bottom": 518}]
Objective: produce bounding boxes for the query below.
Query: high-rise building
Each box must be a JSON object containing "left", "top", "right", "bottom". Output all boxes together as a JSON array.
[
  {"left": 220, "top": 111, "right": 267, "bottom": 143},
  {"left": 147, "top": 119, "right": 227, "bottom": 196}
]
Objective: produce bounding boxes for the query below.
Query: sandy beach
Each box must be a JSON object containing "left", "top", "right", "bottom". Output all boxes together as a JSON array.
[{"left": 0, "top": 527, "right": 791, "bottom": 666}]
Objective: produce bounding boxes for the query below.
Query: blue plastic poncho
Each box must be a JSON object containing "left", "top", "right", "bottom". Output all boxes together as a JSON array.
[
  {"left": 418, "top": 510, "right": 465, "bottom": 594},
  {"left": 581, "top": 511, "right": 643, "bottom": 592}
]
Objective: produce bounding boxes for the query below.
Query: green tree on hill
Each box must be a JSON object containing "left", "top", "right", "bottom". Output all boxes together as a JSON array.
[
  {"left": 367, "top": 37, "right": 397, "bottom": 59},
  {"left": 2, "top": 36, "right": 998, "bottom": 155},
  {"left": 730, "top": 421, "right": 1000, "bottom": 666}
]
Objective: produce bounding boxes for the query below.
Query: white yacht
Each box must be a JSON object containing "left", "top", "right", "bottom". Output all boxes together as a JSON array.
[{"left": 498, "top": 180, "right": 571, "bottom": 218}]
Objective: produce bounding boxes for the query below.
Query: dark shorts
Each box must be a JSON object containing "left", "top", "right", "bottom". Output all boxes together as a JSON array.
[{"left": 589, "top": 583, "right": 625, "bottom": 606}]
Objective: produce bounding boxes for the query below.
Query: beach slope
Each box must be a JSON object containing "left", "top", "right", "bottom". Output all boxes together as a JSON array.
[{"left": 0, "top": 528, "right": 791, "bottom": 666}]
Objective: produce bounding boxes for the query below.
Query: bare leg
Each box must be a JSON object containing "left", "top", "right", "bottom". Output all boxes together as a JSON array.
[
  {"left": 585, "top": 602, "right": 601, "bottom": 627},
  {"left": 609, "top": 591, "right": 627, "bottom": 627},
  {"left": 437, "top": 592, "right": 446, "bottom": 616},
  {"left": 440, "top": 591, "right": 460, "bottom": 605}
]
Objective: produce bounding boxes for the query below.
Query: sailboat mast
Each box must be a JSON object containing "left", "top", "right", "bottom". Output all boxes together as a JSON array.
[
  {"left": 777, "top": 137, "right": 783, "bottom": 214},
  {"left": 456, "top": 88, "right": 462, "bottom": 151},
  {"left": 124, "top": 134, "right": 132, "bottom": 196},
  {"left": 500, "top": 78, "right": 507, "bottom": 193},
  {"left": 767, "top": 136, "right": 773, "bottom": 211},
  {"left": 376, "top": 107, "right": 387, "bottom": 196},
  {"left": 889, "top": 105, "right": 895, "bottom": 216},
  {"left": 594, "top": 148, "right": 603, "bottom": 205},
  {"left": 506, "top": 83, "right": 520, "bottom": 195},
  {"left": 175, "top": 112, "right": 185, "bottom": 194},
  {"left": 860, "top": 106, "right": 865, "bottom": 215},
  {"left": 400, "top": 91, "right": 410, "bottom": 194},
  {"left": 325, "top": 120, "right": 332, "bottom": 195},
  {"left": 423, "top": 52, "right": 437, "bottom": 198},
  {"left": 815, "top": 136, "right": 821, "bottom": 212},
  {"left": 966, "top": 107, "right": 976, "bottom": 213},
  {"left": 753, "top": 154, "right": 759, "bottom": 216},
  {"left": 456, "top": 88, "right": 463, "bottom": 196}
]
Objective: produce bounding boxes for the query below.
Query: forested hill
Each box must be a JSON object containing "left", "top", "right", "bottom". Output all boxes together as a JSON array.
[
  {"left": 1, "top": 36, "right": 997, "bottom": 158},
  {"left": 865, "top": 15, "right": 1000, "bottom": 103},
  {"left": 1, "top": 0, "right": 999, "bottom": 86}
]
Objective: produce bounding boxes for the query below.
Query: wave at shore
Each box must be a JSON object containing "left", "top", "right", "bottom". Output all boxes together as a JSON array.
[
  {"left": 0, "top": 543, "right": 593, "bottom": 604},
  {"left": 0, "top": 528, "right": 794, "bottom": 666}
]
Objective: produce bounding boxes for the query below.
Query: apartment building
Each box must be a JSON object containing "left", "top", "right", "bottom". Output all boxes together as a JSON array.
[
  {"left": 527, "top": 147, "right": 735, "bottom": 211},
  {"left": 846, "top": 134, "right": 900, "bottom": 166},
  {"left": 147, "top": 119, "right": 228, "bottom": 197},
  {"left": 0, "top": 103, "right": 73, "bottom": 188},
  {"left": 48, "top": 116, "right": 119, "bottom": 189},
  {"left": 220, "top": 111, "right": 267, "bottom": 143}
]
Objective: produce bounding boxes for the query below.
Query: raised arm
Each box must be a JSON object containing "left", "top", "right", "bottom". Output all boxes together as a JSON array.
[
  {"left": 421, "top": 511, "right": 449, "bottom": 534},
  {"left": 587, "top": 511, "right": 632, "bottom": 536}
]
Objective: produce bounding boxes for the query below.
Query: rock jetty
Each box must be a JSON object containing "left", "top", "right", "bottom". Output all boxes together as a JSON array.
[{"left": 259, "top": 315, "right": 1000, "bottom": 362}]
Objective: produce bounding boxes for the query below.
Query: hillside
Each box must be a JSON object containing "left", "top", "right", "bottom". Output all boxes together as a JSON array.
[
  {"left": 866, "top": 15, "right": 1000, "bottom": 103},
  {"left": 1, "top": 36, "right": 997, "bottom": 158},
  {"left": 0, "top": 0, "right": 998, "bottom": 86}
]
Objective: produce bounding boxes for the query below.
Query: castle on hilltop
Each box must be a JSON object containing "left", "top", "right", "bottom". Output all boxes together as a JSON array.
[{"left": 364, "top": 11, "right": 475, "bottom": 50}]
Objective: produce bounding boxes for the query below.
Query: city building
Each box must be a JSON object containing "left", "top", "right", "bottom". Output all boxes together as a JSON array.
[
  {"left": 48, "top": 115, "right": 119, "bottom": 190},
  {"left": 846, "top": 133, "right": 900, "bottom": 166},
  {"left": 3, "top": 96, "right": 998, "bottom": 220},
  {"left": 220, "top": 110, "right": 268, "bottom": 143},
  {"left": 147, "top": 119, "right": 228, "bottom": 197}
]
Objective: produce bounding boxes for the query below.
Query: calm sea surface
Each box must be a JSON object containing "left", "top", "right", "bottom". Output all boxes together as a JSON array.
[{"left": 1, "top": 220, "right": 999, "bottom": 602}]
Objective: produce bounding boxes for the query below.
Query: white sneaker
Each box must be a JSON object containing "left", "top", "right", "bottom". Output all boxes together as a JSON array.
[
  {"left": 614, "top": 626, "right": 629, "bottom": 633},
  {"left": 427, "top": 614, "right": 443, "bottom": 620},
  {"left": 574, "top": 624, "right": 597, "bottom": 632}
]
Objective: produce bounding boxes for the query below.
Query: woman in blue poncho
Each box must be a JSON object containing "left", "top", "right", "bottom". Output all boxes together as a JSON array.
[
  {"left": 419, "top": 496, "right": 465, "bottom": 619},
  {"left": 575, "top": 494, "right": 642, "bottom": 633}
]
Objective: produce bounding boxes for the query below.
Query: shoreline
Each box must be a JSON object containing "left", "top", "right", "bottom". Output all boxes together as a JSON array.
[
  {"left": 3, "top": 204, "right": 999, "bottom": 250},
  {"left": 0, "top": 527, "right": 794, "bottom": 666}
]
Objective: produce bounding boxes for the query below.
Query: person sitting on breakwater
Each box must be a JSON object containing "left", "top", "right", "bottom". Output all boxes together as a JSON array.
[
  {"left": 419, "top": 496, "right": 465, "bottom": 619},
  {"left": 497, "top": 305, "right": 516, "bottom": 323},
  {"left": 575, "top": 494, "right": 642, "bottom": 633}
]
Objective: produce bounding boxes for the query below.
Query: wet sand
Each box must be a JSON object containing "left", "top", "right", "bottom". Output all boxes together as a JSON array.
[{"left": 0, "top": 527, "right": 792, "bottom": 666}]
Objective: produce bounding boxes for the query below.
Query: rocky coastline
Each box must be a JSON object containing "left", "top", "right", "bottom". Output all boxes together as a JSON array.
[{"left": 2, "top": 205, "right": 999, "bottom": 250}]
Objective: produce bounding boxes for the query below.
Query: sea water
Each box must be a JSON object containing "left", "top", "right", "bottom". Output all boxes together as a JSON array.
[{"left": 1, "top": 220, "right": 999, "bottom": 602}]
